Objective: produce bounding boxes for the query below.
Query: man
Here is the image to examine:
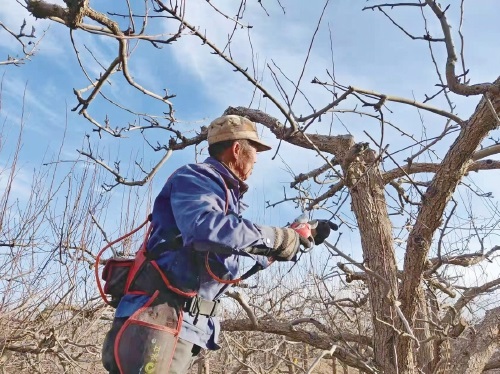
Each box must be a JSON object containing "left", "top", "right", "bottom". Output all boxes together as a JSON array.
[{"left": 102, "top": 115, "right": 331, "bottom": 373}]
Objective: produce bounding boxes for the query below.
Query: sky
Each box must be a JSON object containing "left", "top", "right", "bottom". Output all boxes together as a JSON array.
[{"left": 1, "top": 0, "right": 500, "bottom": 290}]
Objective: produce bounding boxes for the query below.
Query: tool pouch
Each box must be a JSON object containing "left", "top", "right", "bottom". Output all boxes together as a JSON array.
[
  {"left": 102, "top": 258, "right": 134, "bottom": 308},
  {"left": 114, "top": 291, "right": 183, "bottom": 374}
]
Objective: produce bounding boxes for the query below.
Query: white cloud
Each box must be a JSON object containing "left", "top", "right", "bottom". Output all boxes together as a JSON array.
[
  {"left": 164, "top": 1, "right": 334, "bottom": 111},
  {"left": 0, "top": 159, "right": 38, "bottom": 203},
  {"left": 1, "top": 74, "right": 62, "bottom": 132}
]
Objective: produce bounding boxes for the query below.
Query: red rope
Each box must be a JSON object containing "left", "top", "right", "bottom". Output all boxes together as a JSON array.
[
  {"left": 205, "top": 252, "right": 243, "bottom": 285},
  {"left": 94, "top": 217, "right": 150, "bottom": 306},
  {"left": 151, "top": 261, "right": 197, "bottom": 298}
]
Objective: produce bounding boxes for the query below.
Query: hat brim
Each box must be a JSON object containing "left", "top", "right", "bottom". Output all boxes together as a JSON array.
[{"left": 250, "top": 139, "right": 272, "bottom": 152}]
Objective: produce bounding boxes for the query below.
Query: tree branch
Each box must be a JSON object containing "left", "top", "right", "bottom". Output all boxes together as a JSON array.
[
  {"left": 400, "top": 81, "right": 500, "bottom": 368},
  {"left": 425, "top": 0, "right": 500, "bottom": 96},
  {"left": 221, "top": 318, "right": 376, "bottom": 373},
  {"left": 446, "top": 306, "right": 500, "bottom": 374},
  {"left": 383, "top": 159, "right": 500, "bottom": 184},
  {"left": 348, "top": 85, "right": 463, "bottom": 124}
]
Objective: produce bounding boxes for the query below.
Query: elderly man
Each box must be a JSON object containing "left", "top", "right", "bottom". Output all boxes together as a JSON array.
[{"left": 102, "top": 115, "right": 331, "bottom": 374}]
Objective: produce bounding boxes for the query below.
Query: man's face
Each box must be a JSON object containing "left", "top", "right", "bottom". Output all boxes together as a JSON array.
[{"left": 234, "top": 141, "right": 257, "bottom": 181}]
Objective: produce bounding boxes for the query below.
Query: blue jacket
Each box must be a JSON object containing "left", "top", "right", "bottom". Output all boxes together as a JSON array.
[{"left": 116, "top": 157, "right": 276, "bottom": 349}]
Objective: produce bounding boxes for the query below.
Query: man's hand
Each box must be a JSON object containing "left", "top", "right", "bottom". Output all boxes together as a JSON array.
[
  {"left": 269, "top": 228, "right": 312, "bottom": 261},
  {"left": 269, "top": 218, "right": 338, "bottom": 261},
  {"left": 310, "top": 220, "right": 338, "bottom": 245},
  {"left": 291, "top": 215, "right": 338, "bottom": 246}
]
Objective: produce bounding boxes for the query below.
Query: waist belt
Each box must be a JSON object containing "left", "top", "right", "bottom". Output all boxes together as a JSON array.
[
  {"left": 184, "top": 296, "right": 220, "bottom": 317},
  {"left": 129, "top": 249, "right": 221, "bottom": 317}
]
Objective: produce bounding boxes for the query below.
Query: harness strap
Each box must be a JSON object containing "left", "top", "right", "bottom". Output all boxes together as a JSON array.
[
  {"left": 96, "top": 164, "right": 268, "bottom": 307},
  {"left": 95, "top": 216, "right": 150, "bottom": 306}
]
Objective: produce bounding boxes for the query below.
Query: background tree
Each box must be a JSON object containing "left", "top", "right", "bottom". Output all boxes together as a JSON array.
[{"left": 0, "top": 0, "right": 499, "bottom": 373}]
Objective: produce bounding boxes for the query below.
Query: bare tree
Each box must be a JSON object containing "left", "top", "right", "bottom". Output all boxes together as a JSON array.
[
  {"left": 1, "top": 1, "right": 499, "bottom": 373},
  {"left": 0, "top": 88, "right": 154, "bottom": 372}
]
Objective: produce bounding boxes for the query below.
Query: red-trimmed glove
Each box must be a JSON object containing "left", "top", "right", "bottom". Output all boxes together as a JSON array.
[
  {"left": 291, "top": 214, "right": 338, "bottom": 246},
  {"left": 269, "top": 227, "right": 312, "bottom": 261},
  {"left": 290, "top": 221, "right": 314, "bottom": 247}
]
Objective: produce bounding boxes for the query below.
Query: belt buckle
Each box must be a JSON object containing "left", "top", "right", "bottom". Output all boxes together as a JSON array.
[
  {"left": 187, "top": 296, "right": 201, "bottom": 316},
  {"left": 187, "top": 296, "right": 220, "bottom": 317},
  {"left": 210, "top": 299, "right": 221, "bottom": 317}
]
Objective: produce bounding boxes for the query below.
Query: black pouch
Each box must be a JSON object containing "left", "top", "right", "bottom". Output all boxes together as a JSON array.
[
  {"left": 114, "top": 291, "right": 182, "bottom": 374},
  {"left": 102, "top": 258, "right": 134, "bottom": 307},
  {"left": 128, "top": 260, "right": 166, "bottom": 295},
  {"left": 129, "top": 259, "right": 199, "bottom": 298}
]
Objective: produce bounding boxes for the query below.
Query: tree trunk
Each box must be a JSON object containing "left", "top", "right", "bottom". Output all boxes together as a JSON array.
[
  {"left": 399, "top": 79, "right": 500, "bottom": 373},
  {"left": 415, "top": 287, "right": 434, "bottom": 372},
  {"left": 339, "top": 143, "right": 400, "bottom": 373}
]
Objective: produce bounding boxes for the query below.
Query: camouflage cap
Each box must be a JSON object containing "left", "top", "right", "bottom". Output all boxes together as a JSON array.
[{"left": 207, "top": 115, "right": 272, "bottom": 152}]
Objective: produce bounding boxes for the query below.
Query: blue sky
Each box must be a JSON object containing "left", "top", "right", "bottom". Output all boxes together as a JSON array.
[{"left": 1, "top": 0, "right": 500, "bottom": 280}]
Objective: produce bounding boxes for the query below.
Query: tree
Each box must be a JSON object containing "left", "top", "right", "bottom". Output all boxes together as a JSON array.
[
  {"left": 1, "top": 0, "right": 499, "bottom": 373},
  {"left": 0, "top": 95, "right": 158, "bottom": 372}
]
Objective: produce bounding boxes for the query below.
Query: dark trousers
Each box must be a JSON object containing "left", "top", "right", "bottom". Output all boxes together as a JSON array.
[{"left": 102, "top": 317, "right": 201, "bottom": 374}]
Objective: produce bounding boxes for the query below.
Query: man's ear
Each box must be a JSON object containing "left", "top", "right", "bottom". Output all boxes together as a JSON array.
[{"left": 231, "top": 141, "right": 242, "bottom": 159}]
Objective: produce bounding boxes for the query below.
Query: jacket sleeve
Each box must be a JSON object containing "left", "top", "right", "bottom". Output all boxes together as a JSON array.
[{"left": 169, "top": 166, "right": 276, "bottom": 254}]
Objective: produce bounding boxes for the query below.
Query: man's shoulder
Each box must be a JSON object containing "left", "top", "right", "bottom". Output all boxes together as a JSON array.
[{"left": 168, "top": 159, "right": 222, "bottom": 182}]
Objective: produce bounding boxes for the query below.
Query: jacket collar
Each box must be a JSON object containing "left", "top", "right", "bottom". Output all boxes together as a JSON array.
[{"left": 204, "top": 157, "right": 249, "bottom": 195}]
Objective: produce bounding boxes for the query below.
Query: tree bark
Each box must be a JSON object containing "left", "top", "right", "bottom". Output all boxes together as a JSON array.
[
  {"left": 223, "top": 94, "right": 500, "bottom": 374},
  {"left": 414, "top": 287, "right": 434, "bottom": 372},
  {"left": 338, "top": 143, "right": 400, "bottom": 373}
]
